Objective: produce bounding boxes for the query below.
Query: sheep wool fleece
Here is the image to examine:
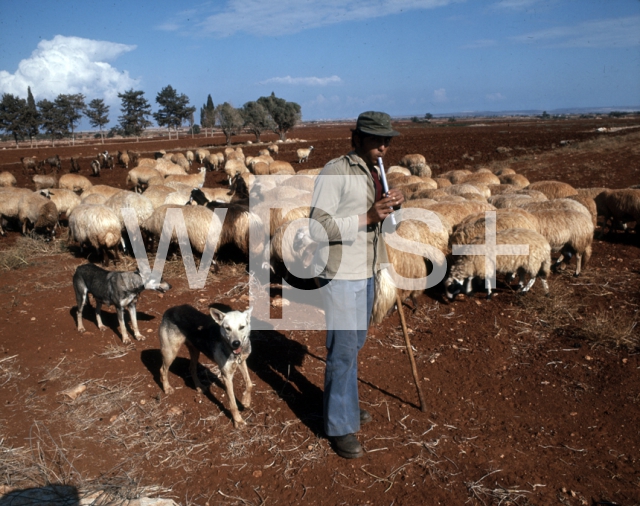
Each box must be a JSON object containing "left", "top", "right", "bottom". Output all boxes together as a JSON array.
[{"left": 309, "top": 152, "right": 387, "bottom": 437}]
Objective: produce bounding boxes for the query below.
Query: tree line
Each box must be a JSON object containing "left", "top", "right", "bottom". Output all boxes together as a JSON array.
[{"left": 0, "top": 86, "right": 301, "bottom": 147}]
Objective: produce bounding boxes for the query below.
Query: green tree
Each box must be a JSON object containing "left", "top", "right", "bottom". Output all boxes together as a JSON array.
[
  {"left": 24, "top": 87, "right": 40, "bottom": 147},
  {"left": 215, "top": 102, "right": 244, "bottom": 145},
  {"left": 55, "top": 93, "right": 85, "bottom": 146},
  {"left": 118, "top": 89, "right": 152, "bottom": 140},
  {"left": 257, "top": 92, "right": 301, "bottom": 141},
  {"left": 0, "top": 93, "right": 28, "bottom": 147},
  {"left": 424, "top": 113, "right": 433, "bottom": 120},
  {"left": 84, "top": 98, "right": 110, "bottom": 144},
  {"left": 37, "top": 98, "right": 68, "bottom": 146},
  {"left": 200, "top": 94, "right": 216, "bottom": 137},
  {"left": 154, "top": 85, "right": 195, "bottom": 140},
  {"left": 241, "top": 101, "right": 274, "bottom": 142}
]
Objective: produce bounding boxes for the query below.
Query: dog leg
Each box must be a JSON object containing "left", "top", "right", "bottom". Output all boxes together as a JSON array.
[
  {"left": 95, "top": 300, "right": 108, "bottom": 333},
  {"left": 222, "top": 369, "right": 245, "bottom": 428},
  {"left": 127, "top": 303, "right": 144, "bottom": 341},
  {"left": 238, "top": 359, "right": 253, "bottom": 408},
  {"left": 76, "top": 291, "right": 88, "bottom": 333},
  {"left": 186, "top": 342, "right": 205, "bottom": 393},
  {"left": 116, "top": 307, "right": 132, "bottom": 344},
  {"left": 159, "top": 340, "right": 179, "bottom": 395}
]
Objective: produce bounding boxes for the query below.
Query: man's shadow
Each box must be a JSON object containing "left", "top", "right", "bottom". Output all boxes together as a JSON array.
[{"left": 248, "top": 327, "right": 324, "bottom": 435}]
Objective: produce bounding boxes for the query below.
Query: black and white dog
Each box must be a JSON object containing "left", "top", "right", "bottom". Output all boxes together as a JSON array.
[
  {"left": 73, "top": 264, "right": 171, "bottom": 344},
  {"left": 158, "top": 304, "right": 253, "bottom": 428}
]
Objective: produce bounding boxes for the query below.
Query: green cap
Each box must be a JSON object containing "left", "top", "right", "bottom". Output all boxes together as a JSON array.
[{"left": 354, "top": 111, "right": 400, "bottom": 137}]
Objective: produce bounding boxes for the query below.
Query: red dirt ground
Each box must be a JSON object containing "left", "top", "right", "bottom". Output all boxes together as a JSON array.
[{"left": 1, "top": 117, "right": 639, "bottom": 505}]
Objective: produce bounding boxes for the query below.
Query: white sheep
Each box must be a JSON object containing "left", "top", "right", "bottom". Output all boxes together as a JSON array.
[
  {"left": 32, "top": 173, "right": 57, "bottom": 191},
  {"left": 297, "top": 146, "right": 314, "bottom": 163},
  {"left": 443, "top": 183, "right": 487, "bottom": 199},
  {"left": 387, "top": 166, "right": 412, "bottom": 177},
  {"left": 421, "top": 200, "right": 496, "bottom": 227},
  {"left": 81, "top": 185, "right": 122, "bottom": 201},
  {"left": 47, "top": 188, "right": 82, "bottom": 221},
  {"left": 141, "top": 204, "right": 223, "bottom": 262},
  {"left": 105, "top": 190, "right": 154, "bottom": 229},
  {"left": 185, "top": 150, "right": 195, "bottom": 165},
  {"left": 17, "top": 192, "right": 58, "bottom": 239},
  {"left": 269, "top": 160, "right": 296, "bottom": 175},
  {"left": 154, "top": 159, "right": 188, "bottom": 177},
  {"left": 440, "top": 169, "right": 472, "bottom": 185},
  {"left": 164, "top": 166, "right": 207, "bottom": 188},
  {"left": 445, "top": 228, "right": 552, "bottom": 299},
  {"left": 296, "top": 167, "right": 322, "bottom": 176},
  {"left": 117, "top": 150, "right": 130, "bottom": 169},
  {"left": 0, "top": 188, "right": 32, "bottom": 235},
  {"left": 195, "top": 148, "right": 210, "bottom": 164},
  {"left": 171, "top": 152, "right": 190, "bottom": 171},
  {"left": 267, "top": 143, "right": 279, "bottom": 157},
  {"left": 142, "top": 185, "right": 180, "bottom": 209},
  {"left": 59, "top": 174, "right": 93, "bottom": 194},
  {"left": 499, "top": 173, "right": 530, "bottom": 188},
  {"left": 529, "top": 209, "right": 594, "bottom": 276},
  {"left": 81, "top": 193, "right": 108, "bottom": 205},
  {"left": 462, "top": 172, "right": 500, "bottom": 186},
  {"left": 519, "top": 198, "right": 592, "bottom": 221},
  {"left": 126, "top": 166, "right": 163, "bottom": 193},
  {"left": 224, "top": 159, "right": 249, "bottom": 182},
  {"left": 526, "top": 180, "right": 578, "bottom": 200},
  {"left": 399, "top": 154, "right": 431, "bottom": 178},
  {"left": 68, "top": 204, "right": 122, "bottom": 266},
  {"left": 449, "top": 209, "right": 539, "bottom": 248},
  {"left": 0, "top": 171, "right": 17, "bottom": 187},
  {"left": 372, "top": 215, "right": 450, "bottom": 324}
]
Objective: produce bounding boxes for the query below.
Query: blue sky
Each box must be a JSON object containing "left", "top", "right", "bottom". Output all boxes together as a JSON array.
[{"left": 0, "top": 0, "right": 638, "bottom": 128}]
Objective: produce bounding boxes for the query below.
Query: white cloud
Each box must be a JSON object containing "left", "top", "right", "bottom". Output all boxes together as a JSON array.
[
  {"left": 159, "top": 0, "right": 464, "bottom": 37},
  {"left": 492, "top": 0, "right": 542, "bottom": 10},
  {"left": 259, "top": 75, "right": 342, "bottom": 86},
  {"left": 511, "top": 16, "right": 640, "bottom": 48},
  {"left": 0, "top": 35, "right": 138, "bottom": 102},
  {"left": 461, "top": 39, "right": 497, "bottom": 49},
  {"left": 433, "top": 88, "right": 448, "bottom": 103},
  {"left": 486, "top": 92, "right": 506, "bottom": 101},
  {"left": 309, "top": 94, "right": 342, "bottom": 106}
]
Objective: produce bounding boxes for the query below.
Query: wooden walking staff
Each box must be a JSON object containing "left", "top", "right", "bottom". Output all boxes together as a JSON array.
[{"left": 377, "top": 157, "right": 427, "bottom": 412}]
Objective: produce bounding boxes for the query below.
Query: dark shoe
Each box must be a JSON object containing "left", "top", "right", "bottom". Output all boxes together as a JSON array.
[
  {"left": 331, "top": 434, "right": 364, "bottom": 459},
  {"left": 360, "top": 409, "right": 372, "bottom": 424}
]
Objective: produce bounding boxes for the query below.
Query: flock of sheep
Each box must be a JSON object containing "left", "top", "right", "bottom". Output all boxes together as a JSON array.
[{"left": 0, "top": 144, "right": 639, "bottom": 329}]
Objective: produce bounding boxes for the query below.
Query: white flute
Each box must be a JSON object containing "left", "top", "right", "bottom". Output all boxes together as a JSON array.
[{"left": 377, "top": 156, "right": 396, "bottom": 226}]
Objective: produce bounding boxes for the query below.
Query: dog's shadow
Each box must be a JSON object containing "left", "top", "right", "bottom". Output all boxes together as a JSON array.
[
  {"left": 140, "top": 349, "right": 229, "bottom": 417},
  {"left": 70, "top": 305, "right": 154, "bottom": 341},
  {"left": 247, "top": 328, "right": 324, "bottom": 436}
]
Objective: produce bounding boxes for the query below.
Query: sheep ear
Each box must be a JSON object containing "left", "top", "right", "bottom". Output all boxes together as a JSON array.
[{"left": 209, "top": 307, "right": 225, "bottom": 325}]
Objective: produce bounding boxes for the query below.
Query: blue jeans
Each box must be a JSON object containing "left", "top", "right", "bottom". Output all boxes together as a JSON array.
[{"left": 318, "top": 277, "right": 374, "bottom": 437}]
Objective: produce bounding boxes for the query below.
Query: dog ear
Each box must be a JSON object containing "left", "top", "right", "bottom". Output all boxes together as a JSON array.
[
  {"left": 244, "top": 307, "right": 253, "bottom": 322},
  {"left": 209, "top": 307, "right": 226, "bottom": 325}
]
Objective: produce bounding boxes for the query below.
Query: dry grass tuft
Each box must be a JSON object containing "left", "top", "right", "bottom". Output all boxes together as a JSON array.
[
  {"left": 466, "top": 469, "right": 533, "bottom": 506},
  {"left": 0, "top": 421, "right": 171, "bottom": 503},
  {"left": 0, "top": 355, "right": 20, "bottom": 388},
  {"left": 0, "top": 236, "right": 69, "bottom": 270},
  {"left": 576, "top": 310, "right": 639, "bottom": 350},
  {"left": 515, "top": 276, "right": 639, "bottom": 351}
]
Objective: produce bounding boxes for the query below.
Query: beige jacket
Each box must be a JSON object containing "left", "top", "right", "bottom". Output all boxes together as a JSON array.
[{"left": 309, "top": 152, "right": 389, "bottom": 280}]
